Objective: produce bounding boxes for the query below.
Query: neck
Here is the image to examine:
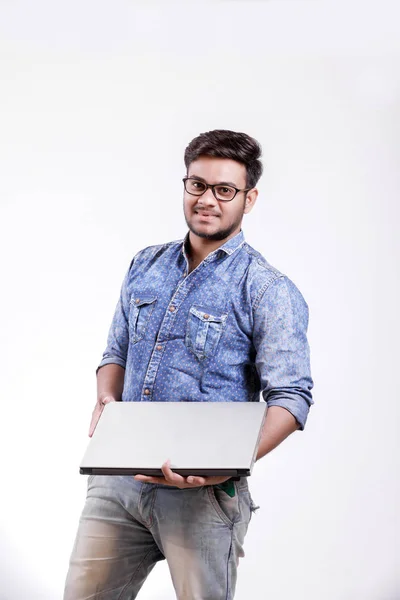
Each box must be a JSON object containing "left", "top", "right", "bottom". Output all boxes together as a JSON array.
[{"left": 186, "top": 230, "right": 239, "bottom": 271}]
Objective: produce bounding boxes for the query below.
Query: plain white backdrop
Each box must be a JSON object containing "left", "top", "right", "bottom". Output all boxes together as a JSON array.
[{"left": 0, "top": 1, "right": 399, "bottom": 598}]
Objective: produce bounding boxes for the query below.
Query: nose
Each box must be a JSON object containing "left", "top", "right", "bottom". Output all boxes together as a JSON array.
[{"left": 197, "top": 187, "right": 218, "bottom": 208}]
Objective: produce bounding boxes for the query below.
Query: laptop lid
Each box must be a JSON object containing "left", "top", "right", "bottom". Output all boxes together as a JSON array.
[{"left": 79, "top": 401, "right": 267, "bottom": 478}]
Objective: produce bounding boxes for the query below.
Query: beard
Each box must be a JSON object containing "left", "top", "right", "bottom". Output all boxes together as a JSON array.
[{"left": 184, "top": 208, "right": 244, "bottom": 242}]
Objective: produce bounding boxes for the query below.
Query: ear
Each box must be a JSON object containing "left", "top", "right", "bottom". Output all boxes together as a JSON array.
[{"left": 243, "top": 188, "right": 258, "bottom": 214}]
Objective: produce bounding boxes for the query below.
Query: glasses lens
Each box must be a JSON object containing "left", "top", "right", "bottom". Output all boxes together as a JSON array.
[
  {"left": 214, "top": 185, "right": 235, "bottom": 201},
  {"left": 185, "top": 179, "right": 206, "bottom": 195}
]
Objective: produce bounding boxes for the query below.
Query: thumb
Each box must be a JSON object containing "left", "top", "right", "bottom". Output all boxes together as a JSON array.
[{"left": 101, "top": 396, "right": 116, "bottom": 405}]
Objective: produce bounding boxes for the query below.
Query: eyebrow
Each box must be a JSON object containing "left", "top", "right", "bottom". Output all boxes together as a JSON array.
[{"left": 189, "top": 174, "right": 240, "bottom": 188}]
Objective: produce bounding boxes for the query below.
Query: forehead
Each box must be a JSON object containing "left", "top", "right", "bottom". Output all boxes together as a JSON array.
[{"left": 187, "top": 156, "right": 246, "bottom": 187}]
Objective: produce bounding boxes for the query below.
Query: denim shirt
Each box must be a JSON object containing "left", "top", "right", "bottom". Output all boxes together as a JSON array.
[{"left": 98, "top": 231, "right": 314, "bottom": 429}]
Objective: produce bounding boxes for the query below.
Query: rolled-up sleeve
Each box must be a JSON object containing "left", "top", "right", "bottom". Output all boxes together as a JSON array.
[
  {"left": 96, "top": 259, "right": 134, "bottom": 373},
  {"left": 253, "top": 275, "right": 314, "bottom": 430}
]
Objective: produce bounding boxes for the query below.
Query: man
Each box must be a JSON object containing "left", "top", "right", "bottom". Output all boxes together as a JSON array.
[{"left": 64, "top": 129, "right": 314, "bottom": 600}]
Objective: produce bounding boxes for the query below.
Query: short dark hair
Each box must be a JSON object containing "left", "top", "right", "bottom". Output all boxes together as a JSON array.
[{"left": 184, "top": 129, "right": 263, "bottom": 189}]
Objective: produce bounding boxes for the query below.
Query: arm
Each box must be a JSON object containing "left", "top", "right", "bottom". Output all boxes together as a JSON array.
[
  {"left": 97, "top": 363, "right": 125, "bottom": 404},
  {"left": 89, "top": 364, "right": 125, "bottom": 436},
  {"left": 256, "top": 405, "right": 299, "bottom": 461},
  {"left": 96, "top": 260, "right": 134, "bottom": 373},
  {"left": 89, "top": 259, "right": 135, "bottom": 436},
  {"left": 253, "top": 275, "right": 314, "bottom": 453}
]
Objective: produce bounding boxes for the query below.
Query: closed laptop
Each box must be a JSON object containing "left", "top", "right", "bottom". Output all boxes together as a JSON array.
[{"left": 80, "top": 401, "right": 267, "bottom": 478}]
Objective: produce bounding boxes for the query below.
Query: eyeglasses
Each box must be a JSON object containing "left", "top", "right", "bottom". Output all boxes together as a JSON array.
[{"left": 182, "top": 177, "right": 251, "bottom": 202}]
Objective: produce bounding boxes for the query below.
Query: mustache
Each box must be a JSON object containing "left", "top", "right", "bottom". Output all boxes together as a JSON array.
[{"left": 193, "top": 207, "right": 220, "bottom": 216}]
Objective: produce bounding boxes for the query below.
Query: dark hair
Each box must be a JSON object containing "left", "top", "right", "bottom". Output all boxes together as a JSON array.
[{"left": 184, "top": 129, "right": 263, "bottom": 189}]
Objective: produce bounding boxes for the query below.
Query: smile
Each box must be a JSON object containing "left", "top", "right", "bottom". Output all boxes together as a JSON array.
[{"left": 194, "top": 211, "right": 219, "bottom": 218}]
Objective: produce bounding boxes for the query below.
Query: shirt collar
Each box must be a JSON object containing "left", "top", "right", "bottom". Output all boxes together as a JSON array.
[
  {"left": 181, "top": 230, "right": 245, "bottom": 258},
  {"left": 217, "top": 230, "right": 246, "bottom": 255}
]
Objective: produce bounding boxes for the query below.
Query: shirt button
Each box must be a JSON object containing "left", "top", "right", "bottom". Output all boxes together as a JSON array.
[
  {"left": 169, "top": 306, "right": 175, "bottom": 312},
  {"left": 203, "top": 314, "right": 210, "bottom": 319},
  {"left": 156, "top": 345, "right": 162, "bottom": 351},
  {"left": 144, "top": 388, "right": 150, "bottom": 395},
  {"left": 135, "top": 298, "right": 140, "bottom": 304}
]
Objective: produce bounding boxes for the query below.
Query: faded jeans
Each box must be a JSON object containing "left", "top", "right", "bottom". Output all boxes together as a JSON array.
[{"left": 63, "top": 475, "right": 258, "bottom": 600}]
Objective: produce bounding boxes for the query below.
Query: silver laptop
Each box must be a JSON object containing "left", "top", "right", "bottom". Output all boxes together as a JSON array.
[{"left": 80, "top": 401, "right": 267, "bottom": 478}]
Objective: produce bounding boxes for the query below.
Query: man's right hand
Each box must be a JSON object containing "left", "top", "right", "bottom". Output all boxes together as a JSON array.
[{"left": 89, "top": 396, "right": 116, "bottom": 437}]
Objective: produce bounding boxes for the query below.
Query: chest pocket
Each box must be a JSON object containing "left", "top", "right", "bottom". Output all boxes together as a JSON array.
[
  {"left": 185, "top": 305, "right": 228, "bottom": 361},
  {"left": 129, "top": 295, "right": 157, "bottom": 343}
]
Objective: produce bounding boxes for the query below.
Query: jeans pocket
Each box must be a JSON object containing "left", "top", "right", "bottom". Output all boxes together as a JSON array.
[
  {"left": 185, "top": 305, "right": 228, "bottom": 361},
  {"left": 207, "top": 484, "right": 241, "bottom": 527},
  {"left": 247, "top": 493, "right": 260, "bottom": 522},
  {"left": 129, "top": 294, "right": 157, "bottom": 343},
  {"left": 236, "top": 479, "right": 259, "bottom": 523}
]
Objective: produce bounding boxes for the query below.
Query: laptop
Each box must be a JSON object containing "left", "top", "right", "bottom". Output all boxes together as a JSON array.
[{"left": 79, "top": 401, "right": 267, "bottom": 478}]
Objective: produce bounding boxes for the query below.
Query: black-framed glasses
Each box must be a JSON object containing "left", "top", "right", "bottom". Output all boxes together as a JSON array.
[{"left": 182, "top": 177, "right": 251, "bottom": 202}]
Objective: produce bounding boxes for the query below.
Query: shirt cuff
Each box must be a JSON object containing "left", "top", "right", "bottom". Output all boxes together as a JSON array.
[
  {"left": 265, "top": 395, "right": 310, "bottom": 431},
  {"left": 96, "top": 357, "right": 126, "bottom": 375}
]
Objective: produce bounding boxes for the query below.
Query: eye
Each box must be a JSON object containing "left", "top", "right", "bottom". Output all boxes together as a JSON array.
[
  {"left": 188, "top": 179, "right": 206, "bottom": 191},
  {"left": 215, "top": 186, "right": 235, "bottom": 198}
]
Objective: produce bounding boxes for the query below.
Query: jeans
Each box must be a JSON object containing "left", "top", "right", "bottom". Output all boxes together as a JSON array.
[{"left": 63, "top": 475, "right": 258, "bottom": 600}]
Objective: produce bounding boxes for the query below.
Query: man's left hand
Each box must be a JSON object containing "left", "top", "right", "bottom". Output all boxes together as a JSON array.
[{"left": 134, "top": 460, "right": 231, "bottom": 488}]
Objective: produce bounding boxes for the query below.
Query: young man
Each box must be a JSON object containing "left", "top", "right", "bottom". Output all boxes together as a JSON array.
[{"left": 64, "top": 129, "right": 314, "bottom": 600}]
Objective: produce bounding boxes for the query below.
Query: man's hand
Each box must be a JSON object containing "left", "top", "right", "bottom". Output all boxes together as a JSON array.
[
  {"left": 134, "top": 460, "right": 231, "bottom": 488},
  {"left": 88, "top": 396, "right": 116, "bottom": 437}
]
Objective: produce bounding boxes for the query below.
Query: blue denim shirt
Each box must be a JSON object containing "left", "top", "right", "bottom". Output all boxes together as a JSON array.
[{"left": 98, "top": 231, "right": 314, "bottom": 429}]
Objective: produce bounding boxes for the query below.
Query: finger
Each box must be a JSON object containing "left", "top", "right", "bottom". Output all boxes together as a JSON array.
[
  {"left": 88, "top": 414, "right": 99, "bottom": 437},
  {"left": 161, "top": 461, "right": 204, "bottom": 487},
  {"left": 88, "top": 417, "right": 98, "bottom": 437},
  {"left": 186, "top": 476, "right": 206, "bottom": 486},
  {"left": 134, "top": 474, "right": 165, "bottom": 484},
  {"left": 161, "top": 461, "right": 186, "bottom": 485},
  {"left": 102, "top": 397, "right": 115, "bottom": 405},
  {"left": 161, "top": 459, "right": 173, "bottom": 476},
  {"left": 161, "top": 461, "right": 174, "bottom": 479},
  {"left": 88, "top": 405, "right": 103, "bottom": 437}
]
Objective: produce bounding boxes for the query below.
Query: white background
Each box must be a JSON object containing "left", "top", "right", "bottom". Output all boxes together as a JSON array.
[{"left": 0, "top": 1, "right": 399, "bottom": 598}]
